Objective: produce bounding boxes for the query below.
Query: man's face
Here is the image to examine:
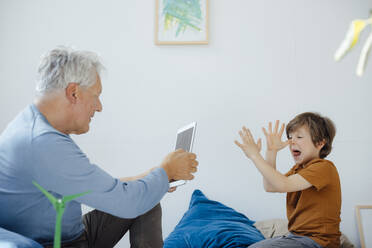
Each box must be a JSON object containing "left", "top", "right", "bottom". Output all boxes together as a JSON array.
[
  {"left": 72, "top": 75, "right": 103, "bottom": 134},
  {"left": 288, "top": 125, "right": 323, "bottom": 165}
]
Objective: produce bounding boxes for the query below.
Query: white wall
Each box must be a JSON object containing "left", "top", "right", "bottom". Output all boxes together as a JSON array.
[{"left": 1, "top": 0, "right": 371, "bottom": 247}]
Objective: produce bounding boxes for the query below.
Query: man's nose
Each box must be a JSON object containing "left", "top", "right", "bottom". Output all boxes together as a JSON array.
[{"left": 96, "top": 99, "right": 103, "bottom": 112}]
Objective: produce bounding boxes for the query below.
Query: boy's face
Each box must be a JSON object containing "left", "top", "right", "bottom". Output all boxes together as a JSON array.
[{"left": 288, "top": 125, "right": 324, "bottom": 165}]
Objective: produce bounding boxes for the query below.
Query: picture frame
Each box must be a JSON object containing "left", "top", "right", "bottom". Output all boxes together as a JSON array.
[
  {"left": 355, "top": 205, "right": 372, "bottom": 248},
  {"left": 155, "top": 0, "right": 209, "bottom": 45}
]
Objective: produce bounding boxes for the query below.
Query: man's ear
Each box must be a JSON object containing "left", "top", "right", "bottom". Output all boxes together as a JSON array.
[{"left": 65, "top": 83, "right": 79, "bottom": 104}]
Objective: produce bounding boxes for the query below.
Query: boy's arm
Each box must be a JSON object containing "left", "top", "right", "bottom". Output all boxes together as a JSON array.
[
  {"left": 251, "top": 153, "right": 312, "bottom": 193},
  {"left": 261, "top": 121, "right": 289, "bottom": 192},
  {"left": 263, "top": 150, "right": 278, "bottom": 192},
  {"left": 235, "top": 126, "right": 312, "bottom": 193}
]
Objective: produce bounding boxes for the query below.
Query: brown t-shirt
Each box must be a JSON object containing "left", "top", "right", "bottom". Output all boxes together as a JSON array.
[{"left": 285, "top": 158, "right": 341, "bottom": 248}]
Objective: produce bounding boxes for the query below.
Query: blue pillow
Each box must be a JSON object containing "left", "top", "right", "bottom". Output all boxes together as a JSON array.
[
  {"left": 0, "top": 227, "right": 43, "bottom": 248},
  {"left": 164, "top": 189, "right": 265, "bottom": 248}
]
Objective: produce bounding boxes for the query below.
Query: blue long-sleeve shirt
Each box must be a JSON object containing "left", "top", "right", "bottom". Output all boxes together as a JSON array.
[{"left": 0, "top": 104, "right": 169, "bottom": 245}]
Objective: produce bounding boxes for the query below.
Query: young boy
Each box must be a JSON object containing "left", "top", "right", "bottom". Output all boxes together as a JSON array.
[{"left": 235, "top": 112, "right": 341, "bottom": 248}]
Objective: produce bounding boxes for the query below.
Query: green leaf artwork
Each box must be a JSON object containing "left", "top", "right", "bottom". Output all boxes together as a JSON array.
[
  {"left": 162, "top": 0, "right": 203, "bottom": 37},
  {"left": 32, "top": 181, "right": 90, "bottom": 248}
]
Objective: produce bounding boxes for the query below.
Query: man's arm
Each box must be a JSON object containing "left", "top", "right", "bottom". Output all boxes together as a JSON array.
[
  {"left": 32, "top": 133, "right": 197, "bottom": 218},
  {"left": 120, "top": 150, "right": 198, "bottom": 183},
  {"left": 119, "top": 149, "right": 197, "bottom": 193},
  {"left": 120, "top": 167, "right": 157, "bottom": 182}
]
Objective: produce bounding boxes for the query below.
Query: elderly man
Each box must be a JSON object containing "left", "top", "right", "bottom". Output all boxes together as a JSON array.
[{"left": 0, "top": 47, "right": 198, "bottom": 248}]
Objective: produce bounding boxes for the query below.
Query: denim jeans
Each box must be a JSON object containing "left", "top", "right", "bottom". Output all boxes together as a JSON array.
[{"left": 248, "top": 233, "right": 323, "bottom": 248}]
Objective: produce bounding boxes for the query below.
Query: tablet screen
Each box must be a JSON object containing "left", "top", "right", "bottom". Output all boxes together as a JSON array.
[
  {"left": 175, "top": 125, "right": 195, "bottom": 152},
  {"left": 169, "top": 122, "right": 196, "bottom": 188}
]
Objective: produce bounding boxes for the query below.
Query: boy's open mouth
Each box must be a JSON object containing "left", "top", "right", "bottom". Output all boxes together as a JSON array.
[{"left": 292, "top": 149, "right": 301, "bottom": 158}]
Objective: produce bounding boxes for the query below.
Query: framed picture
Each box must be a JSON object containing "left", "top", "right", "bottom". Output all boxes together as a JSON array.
[
  {"left": 356, "top": 205, "right": 372, "bottom": 248},
  {"left": 155, "top": 0, "right": 209, "bottom": 45}
]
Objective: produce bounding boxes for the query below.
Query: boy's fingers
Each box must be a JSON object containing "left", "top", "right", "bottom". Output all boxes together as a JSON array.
[
  {"left": 262, "top": 127, "right": 269, "bottom": 137},
  {"left": 234, "top": 140, "right": 243, "bottom": 148},
  {"left": 248, "top": 129, "right": 255, "bottom": 141},
  {"left": 279, "top": 123, "right": 285, "bottom": 136},
  {"left": 242, "top": 127, "right": 251, "bottom": 142},
  {"left": 268, "top": 122, "right": 272, "bottom": 133},
  {"left": 257, "top": 138, "right": 262, "bottom": 151},
  {"left": 244, "top": 127, "right": 254, "bottom": 141},
  {"left": 274, "top": 120, "right": 279, "bottom": 133},
  {"left": 238, "top": 130, "right": 247, "bottom": 143}
]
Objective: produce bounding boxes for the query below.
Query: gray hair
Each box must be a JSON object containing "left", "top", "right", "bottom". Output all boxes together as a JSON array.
[{"left": 36, "top": 46, "right": 104, "bottom": 94}]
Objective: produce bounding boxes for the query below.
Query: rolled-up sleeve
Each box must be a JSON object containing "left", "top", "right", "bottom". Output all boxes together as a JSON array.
[
  {"left": 298, "top": 161, "right": 333, "bottom": 191},
  {"left": 30, "top": 132, "right": 169, "bottom": 218}
]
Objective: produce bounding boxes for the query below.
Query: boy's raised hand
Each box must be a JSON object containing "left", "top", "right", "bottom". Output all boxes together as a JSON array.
[
  {"left": 262, "top": 120, "right": 290, "bottom": 152},
  {"left": 234, "top": 126, "right": 262, "bottom": 159}
]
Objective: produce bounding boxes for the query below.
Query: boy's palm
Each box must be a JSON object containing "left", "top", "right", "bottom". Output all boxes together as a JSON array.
[
  {"left": 235, "top": 126, "right": 262, "bottom": 159},
  {"left": 263, "top": 120, "right": 289, "bottom": 152}
]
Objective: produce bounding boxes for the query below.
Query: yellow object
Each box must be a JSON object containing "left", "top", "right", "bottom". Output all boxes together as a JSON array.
[
  {"left": 334, "top": 17, "right": 372, "bottom": 76},
  {"left": 351, "top": 20, "right": 367, "bottom": 47},
  {"left": 357, "top": 32, "right": 372, "bottom": 76}
]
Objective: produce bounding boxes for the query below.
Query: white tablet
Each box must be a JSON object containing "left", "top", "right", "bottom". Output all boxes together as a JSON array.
[{"left": 169, "top": 122, "right": 197, "bottom": 188}]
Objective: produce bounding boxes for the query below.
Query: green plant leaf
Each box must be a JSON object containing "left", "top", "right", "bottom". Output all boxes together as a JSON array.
[
  {"left": 32, "top": 181, "right": 58, "bottom": 208},
  {"left": 62, "top": 191, "right": 91, "bottom": 203}
]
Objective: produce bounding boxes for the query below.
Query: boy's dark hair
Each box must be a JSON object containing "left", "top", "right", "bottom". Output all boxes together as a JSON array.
[{"left": 286, "top": 112, "right": 336, "bottom": 159}]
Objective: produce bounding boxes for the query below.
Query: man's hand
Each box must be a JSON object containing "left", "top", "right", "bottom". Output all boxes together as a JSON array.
[
  {"left": 262, "top": 120, "right": 289, "bottom": 152},
  {"left": 161, "top": 149, "right": 198, "bottom": 182},
  {"left": 234, "top": 126, "right": 262, "bottom": 159},
  {"left": 168, "top": 187, "right": 177, "bottom": 193}
]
